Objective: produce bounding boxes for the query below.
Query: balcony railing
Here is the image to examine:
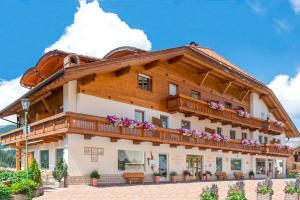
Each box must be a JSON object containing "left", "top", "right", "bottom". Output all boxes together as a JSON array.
[
  {"left": 167, "top": 94, "right": 283, "bottom": 135},
  {"left": 0, "top": 112, "right": 291, "bottom": 157}
]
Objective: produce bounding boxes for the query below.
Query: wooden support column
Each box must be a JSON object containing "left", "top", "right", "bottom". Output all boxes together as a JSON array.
[
  {"left": 222, "top": 81, "right": 233, "bottom": 95},
  {"left": 15, "top": 142, "right": 21, "bottom": 171},
  {"left": 199, "top": 70, "right": 211, "bottom": 87}
]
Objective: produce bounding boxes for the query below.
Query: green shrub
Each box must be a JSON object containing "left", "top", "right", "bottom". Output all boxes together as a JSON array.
[
  {"left": 10, "top": 179, "right": 38, "bottom": 199},
  {"left": 170, "top": 171, "right": 178, "bottom": 176},
  {"left": 29, "top": 159, "right": 42, "bottom": 186},
  {"left": 284, "top": 181, "right": 297, "bottom": 194},
  {"left": 257, "top": 178, "right": 273, "bottom": 195},
  {"left": 226, "top": 191, "right": 247, "bottom": 200},
  {"left": 0, "top": 170, "right": 27, "bottom": 183},
  {"left": 0, "top": 183, "right": 11, "bottom": 200},
  {"left": 52, "top": 158, "right": 67, "bottom": 182},
  {"left": 200, "top": 184, "right": 218, "bottom": 200},
  {"left": 90, "top": 170, "right": 100, "bottom": 179}
]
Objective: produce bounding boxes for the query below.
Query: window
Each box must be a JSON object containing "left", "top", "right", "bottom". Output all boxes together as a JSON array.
[
  {"left": 181, "top": 120, "right": 191, "bottom": 130},
  {"left": 160, "top": 115, "right": 169, "bottom": 128},
  {"left": 186, "top": 155, "right": 202, "bottom": 177},
  {"left": 261, "top": 112, "right": 265, "bottom": 120},
  {"left": 56, "top": 149, "right": 64, "bottom": 164},
  {"left": 138, "top": 74, "right": 151, "bottom": 91},
  {"left": 118, "top": 150, "right": 144, "bottom": 171},
  {"left": 191, "top": 90, "right": 200, "bottom": 99},
  {"left": 231, "top": 159, "right": 242, "bottom": 171},
  {"left": 264, "top": 136, "right": 268, "bottom": 144},
  {"left": 259, "top": 135, "right": 263, "bottom": 144},
  {"left": 242, "top": 132, "right": 247, "bottom": 140},
  {"left": 216, "top": 157, "right": 223, "bottom": 172},
  {"left": 216, "top": 127, "right": 222, "bottom": 135},
  {"left": 225, "top": 102, "right": 232, "bottom": 109},
  {"left": 40, "top": 150, "right": 49, "bottom": 169},
  {"left": 169, "top": 83, "right": 177, "bottom": 96},
  {"left": 134, "top": 110, "right": 145, "bottom": 123},
  {"left": 256, "top": 159, "right": 266, "bottom": 175},
  {"left": 230, "top": 130, "right": 236, "bottom": 140}
]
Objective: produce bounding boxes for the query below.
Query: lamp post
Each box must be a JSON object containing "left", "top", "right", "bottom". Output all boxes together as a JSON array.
[{"left": 21, "top": 98, "right": 30, "bottom": 178}]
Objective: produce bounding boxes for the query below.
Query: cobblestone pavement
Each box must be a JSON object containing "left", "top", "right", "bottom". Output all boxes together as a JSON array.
[{"left": 36, "top": 179, "right": 293, "bottom": 200}]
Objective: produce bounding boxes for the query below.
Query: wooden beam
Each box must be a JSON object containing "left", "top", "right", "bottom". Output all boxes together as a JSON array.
[
  {"left": 222, "top": 81, "right": 233, "bottom": 95},
  {"left": 170, "top": 144, "right": 178, "bottom": 148},
  {"left": 144, "top": 60, "right": 160, "bottom": 70},
  {"left": 210, "top": 119, "right": 220, "bottom": 123},
  {"left": 110, "top": 138, "right": 118, "bottom": 142},
  {"left": 184, "top": 112, "right": 193, "bottom": 117},
  {"left": 133, "top": 140, "right": 141, "bottom": 145},
  {"left": 259, "top": 94, "right": 266, "bottom": 99},
  {"left": 81, "top": 74, "right": 96, "bottom": 85},
  {"left": 198, "top": 116, "right": 208, "bottom": 120},
  {"left": 42, "top": 99, "right": 53, "bottom": 115},
  {"left": 15, "top": 142, "right": 21, "bottom": 171},
  {"left": 31, "top": 92, "right": 52, "bottom": 106},
  {"left": 168, "top": 55, "right": 183, "bottom": 64},
  {"left": 115, "top": 66, "right": 131, "bottom": 77},
  {"left": 185, "top": 146, "right": 192, "bottom": 149},
  {"left": 199, "top": 71, "right": 210, "bottom": 87},
  {"left": 241, "top": 89, "right": 251, "bottom": 102},
  {"left": 152, "top": 142, "right": 160, "bottom": 146}
]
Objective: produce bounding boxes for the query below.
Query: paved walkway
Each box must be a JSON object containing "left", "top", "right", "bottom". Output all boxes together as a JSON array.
[{"left": 36, "top": 179, "right": 292, "bottom": 200}]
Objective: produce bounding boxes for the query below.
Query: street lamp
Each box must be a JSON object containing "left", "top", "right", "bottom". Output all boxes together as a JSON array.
[{"left": 21, "top": 98, "right": 30, "bottom": 178}]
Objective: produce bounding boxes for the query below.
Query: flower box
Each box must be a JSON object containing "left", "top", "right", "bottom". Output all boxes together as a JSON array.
[
  {"left": 257, "top": 193, "right": 272, "bottom": 200},
  {"left": 284, "top": 194, "right": 298, "bottom": 200}
]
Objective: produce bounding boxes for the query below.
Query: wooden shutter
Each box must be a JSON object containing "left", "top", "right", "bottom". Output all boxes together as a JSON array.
[
  {"left": 152, "top": 117, "right": 162, "bottom": 127},
  {"left": 205, "top": 127, "right": 215, "bottom": 134}
]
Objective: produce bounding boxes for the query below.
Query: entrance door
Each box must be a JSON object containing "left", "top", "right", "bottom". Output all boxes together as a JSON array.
[
  {"left": 159, "top": 154, "right": 168, "bottom": 181},
  {"left": 267, "top": 159, "right": 273, "bottom": 178},
  {"left": 186, "top": 155, "right": 202, "bottom": 178}
]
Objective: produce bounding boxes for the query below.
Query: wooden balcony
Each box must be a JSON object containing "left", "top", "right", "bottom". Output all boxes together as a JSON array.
[
  {"left": 263, "top": 145, "right": 291, "bottom": 157},
  {"left": 167, "top": 94, "right": 283, "bottom": 135},
  {"left": 0, "top": 112, "right": 291, "bottom": 157}
]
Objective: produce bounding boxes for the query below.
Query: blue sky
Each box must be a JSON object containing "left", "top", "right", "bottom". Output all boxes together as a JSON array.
[
  {"left": 0, "top": 0, "right": 300, "bottom": 130},
  {"left": 0, "top": 0, "right": 299, "bottom": 82}
]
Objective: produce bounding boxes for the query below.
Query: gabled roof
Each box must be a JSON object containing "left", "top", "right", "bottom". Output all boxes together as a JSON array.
[{"left": 1, "top": 44, "right": 299, "bottom": 137}]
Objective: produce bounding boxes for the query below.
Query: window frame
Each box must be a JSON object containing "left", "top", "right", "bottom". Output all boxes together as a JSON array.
[
  {"left": 55, "top": 148, "right": 64, "bottom": 164},
  {"left": 137, "top": 73, "right": 152, "bottom": 91},
  {"left": 216, "top": 127, "right": 222, "bottom": 135},
  {"left": 191, "top": 90, "right": 200, "bottom": 99},
  {"left": 230, "top": 130, "right": 236, "bottom": 140},
  {"left": 259, "top": 135, "right": 263, "bottom": 144},
  {"left": 242, "top": 132, "right": 247, "bottom": 140},
  {"left": 256, "top": 158, "right": 266, "bottom": 175},
  {"left": 168, "top": 83, "right": 178, "bottom": 96},
  {"left": 160, "top": 115, "right": 169, "bottom": 128},
  {"left": 216, "top": 157, "right": 223, "bottom": 172},
  {"left": 231, "top": 158, "right": 242, "bottom": 171},
  {"left": 40, "top": 150, "right": 49, "bottom": 169},
  {"left": 118, "top": 150, "right": 145, "bottom": 171},
  {"left": 134, "top": 110, "right": 145, "bottom": 123},
  {"left": 181, "top": 120, "right": 191, "bottom": 130}
]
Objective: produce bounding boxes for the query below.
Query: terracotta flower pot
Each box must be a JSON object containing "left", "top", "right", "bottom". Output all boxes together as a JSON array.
[
  {"left": 154, "top": 176, "right": 160, "bottom": 184},
  {"left": 284, "top": 193, "right": 298, "bottom": 200},
  {"left": 184, "top": 175, "right": 190, "bottom": 182},
  {"left": 257, "top": 193, "right": 272, "bottom": 200},
  {"left": 171, "top": 176, "right": 177, "bottom": 183},
  {"left": 92, "top": 178, "right": 99, "bottom": 186}
]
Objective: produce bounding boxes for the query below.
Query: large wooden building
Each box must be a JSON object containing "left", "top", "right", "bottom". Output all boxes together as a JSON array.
[{"left": 0, "top": 43, "right": 298, "bottom": 184}]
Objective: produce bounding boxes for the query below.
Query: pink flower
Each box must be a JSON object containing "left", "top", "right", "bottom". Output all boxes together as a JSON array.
[
  {"left": 179, "top": 128, "right": 190, "bottom": 136},
  {"left": 202, "top": 132, "right": 212, "bottom": 139},
  {"left": 143, "top": 122, "right": 155, "bottom": 131},
  {"left": 274, "top": 121, "right": 284, "bottom": 127},
  {"left": 107, "top": 115, "right": 122, "bottom": 126},
  {"left": 208, "top": 100, "right": 224, "bottom": 111},
  {"left": 274, "top": 143, "right": 281, "bottom": 149},
  {"left": 211, "top": 133, "right": 221, "bottom": 141},
  {"left": 190, "top": 129, "right": 202, "bottom": 138}
]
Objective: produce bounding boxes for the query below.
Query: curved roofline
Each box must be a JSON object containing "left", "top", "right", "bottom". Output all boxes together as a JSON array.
[{"left": 103, "top": 46, "right": 147, "bottom": 59}]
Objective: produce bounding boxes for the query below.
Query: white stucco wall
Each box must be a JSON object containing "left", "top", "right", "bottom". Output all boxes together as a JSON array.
[{"left": 250, "top": 92, "right": 276, "bottom": 121}]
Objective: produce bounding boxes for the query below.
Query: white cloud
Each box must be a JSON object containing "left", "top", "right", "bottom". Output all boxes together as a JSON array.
[
  {"left": 290, "top": 0, "right": 300, "bottom": 14},
  {"left": 268, "top": 71, "right": 300, "bottom": 129},
  {"left": 273, "top": 19, "right": 293, "bottom": 33},
  {"left": 247, "top": 0, "right": 266, "bottom": 15},
  {"left": 0, "top": 77, "right": 28, "bottom": 125},
  {"left": 45, "top": 0, "right": 152, "bottom": 58}
]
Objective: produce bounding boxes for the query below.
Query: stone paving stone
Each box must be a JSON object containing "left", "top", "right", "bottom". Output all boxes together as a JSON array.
[{"left": 36, "top": 179, "right": 293, "bottom": 200}]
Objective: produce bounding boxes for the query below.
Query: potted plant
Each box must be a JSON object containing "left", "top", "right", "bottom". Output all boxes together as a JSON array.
[
  {"left": 183, "top": 170, "right": 191, "bottom": 182},
  {"left": 226, "top": 181, "right": 247, "bottom": 200},
  {"left": 10, "top": 179, "right": 38, "bottom": 200},
  {"left": 248, "top": 171, "right": 254, "bottom": 180},
  {"left": 257, "top": 178, "right": 273, "bottom": 200},
  {"left": 29, "top": 159, "right": 44, "bottom": 197},
  {"left": 90, "top": 170, "right": 100, "bottom": 186},
  {"left": 52, "top": 159, "right": 68, "bottom": 188},
  {"left": 170, "top": 171, "right": 178, "bottom": 183},
  {"left": 284, "top": 181, "right": 299, "bottom": 200},
  {"left": 153, "top": 172, "right": 161, "bottom": 184},
  {"left": 202, "top": 171, "right": 212, "bottom": 181},
  {"left": 200, "top": 184, "right": 218, "bottom": 200}
]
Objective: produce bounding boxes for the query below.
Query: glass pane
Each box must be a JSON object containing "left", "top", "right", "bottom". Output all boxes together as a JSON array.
[
  {"left": 40, "top": 150, "right": 49, "bottom": 169},
  {"left": 56, "top": 149, "right": 64, "bottom": 163},
  {"left": 118, "top": 150, "right": 144, "bottom": 171},
  {"left": 181, "top": 120, "right": 191, "bottom": 129},
  {"left": 186, "top": 155, "right": 202, "bottom": 177},
  {"left": 191, "top": 91, "right": 200, "bottom": 99},
  {"left": 160, "top": 115, "right": 169, "bottom": 128},
  {"left": 256, "top": 159, "right": 266, "bottom": 175},
  {"left": 242, "top": 133, "right": 247, "bottom": 139},
  {"left": 159, "top": 154, "right": 167, "bottom": 177},
  {"left": 216, "top": 157, "right": 222, "bottom": 172},
  {"left": 138, "top": 76, "right": 143, "bottom": 89},
  {"left": 230, "top": 131, "right": 235, "bottom": 139},
  {"left": 217, "top": 127, "right": 222, "bottom": 135},
  {"left": 231, "top": 159, "right": 242, "bottom": 171},
  {"left": 169, "top": 84, "right": 177, "bottom": 96},
  {"left": 134, "top": 110, "right": 144, "bottom": 122}
]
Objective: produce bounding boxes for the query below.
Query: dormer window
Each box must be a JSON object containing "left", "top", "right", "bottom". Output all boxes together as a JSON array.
[{"left": 138, "top": 74, "right": 151, "bottom": 91}]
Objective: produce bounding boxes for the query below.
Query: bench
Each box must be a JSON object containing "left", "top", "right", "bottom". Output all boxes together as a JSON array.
[
  {"left": 215, "top": 172, "right": 227, "bottom": 180},
  {"left": 123, "top": 173, "right": 144, "bottom": 184},
  {"left": 233, "top": 172, "right": 244, "bottom": 180}
]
